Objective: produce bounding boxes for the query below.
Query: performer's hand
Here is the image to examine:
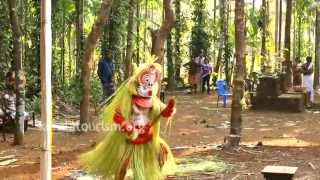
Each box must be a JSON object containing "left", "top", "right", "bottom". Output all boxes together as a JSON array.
[
  {"left": 121, "top": 121, "right": 134, "bottom": 134},
  {"left": 161, "top": 97, "right": 176, "bottom": 118},
  {"left": 113, "top": 111, "right": 125, "bottom": 125}
]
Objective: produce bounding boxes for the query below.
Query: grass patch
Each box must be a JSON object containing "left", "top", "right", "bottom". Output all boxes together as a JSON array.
[{"left": 175, "top": 156, "right": 230, "bottom": 176}]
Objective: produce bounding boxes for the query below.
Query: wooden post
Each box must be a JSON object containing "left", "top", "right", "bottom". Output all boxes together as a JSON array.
[{"left": 40, "top": 0, "right": 52, "bottom": 179}]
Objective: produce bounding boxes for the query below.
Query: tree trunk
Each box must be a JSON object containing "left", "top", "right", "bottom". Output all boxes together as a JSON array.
[
  {"left": 308, "top": 24, "right": 312, "bottom": 56},
  {"left": 174, "top": 0, "right": 182, "bottom": 83},
  {"left": 297, "top": 16, "right": 302, "bottom": 58},
  {"left": 275, "top": 0, "right": 279, "bottom": 53},
  {"left": 124, "top": 0, "right": 136, "bottom": 79},
  {"left": 250, "top": 50, "right": 256, "bottom": 75},
  {"left": 292, "top": 1, "right": 296, "bottom": 59},
  {"left": 76, "top": 0, "right": 84, "bottom": 75},
  {"left": 278, "top": 0, "right": 282, "bottom": 54},
  {"left": 224, "top": 2, "right": 231, "bottom": 83},
  {"left": 151, "top": 0, "right": 175, "bottom": 65},
  {"left": 136, "top": 2, "right": 141, "bottom": 64},
  {"left": 60, "top": 10, "right": 66, "bottom": 86},
  {"left": 284, "top": 0, "right": 293, "bottom": 89},
  {"left": 250, "top": 0, "right": 255, "bottom": 75},
  {"left": 315, "top": 6, "right": 320, "bottom": 89},
  {"left": 68, "top": 26, "right": 73, "bottom": 78},
  {"left": 212, "top": 0, "right": 217, "bottom": 64},
  {"left": 143, "top": 0, "right": 148, "bottom": 61},
  {"left": 214, "top": 0, "right": 226, "bottom": 74},
  {"left": 80, "top": 0, "right": 114, "bottom": 128},
  {"left": 8, "top": 0, "right": 25, "bottom": 145},
  {"left": 261, "top": 0, "right": 267, "bottom": 71},
  {"left": 167, "top": 33, "right": 175, "bottom": 90},
  {"left": 227, "top": 0, "right": 246, "bottom": 148}
]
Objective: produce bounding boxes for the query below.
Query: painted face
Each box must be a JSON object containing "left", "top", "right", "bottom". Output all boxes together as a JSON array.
[{"left": 137, "top": 66, "right": 159, "bottom": 97}]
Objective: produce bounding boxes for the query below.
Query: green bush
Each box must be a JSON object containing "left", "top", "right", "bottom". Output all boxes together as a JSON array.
[{"left": 26, "top": 95, "right": 40, "bottom": 114}]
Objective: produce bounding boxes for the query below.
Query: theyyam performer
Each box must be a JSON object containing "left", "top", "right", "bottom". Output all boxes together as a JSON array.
[{"left": 81, "top": 60, "right": 176, "bottom": 180}]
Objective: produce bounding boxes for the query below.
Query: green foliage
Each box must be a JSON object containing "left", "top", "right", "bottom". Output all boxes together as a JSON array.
[
  {"left": 247, "top": 7, "right": 262, "bottom": 49},
  {"left": 26, "top": 95, "right": 40, "bottom": 113},
  {"left": 90, "top": 75, "right": 103, "bottom": 105},
  {"left": 0, "top": 1, "right": 12, "bottom": 91},
  {"left": 294, "top": 0, "right": 315, "bottom": 58},
  {"left": 190, "top": 0, "right": 211, "bottom": 57},
  {"left": 24, "top": 0, "right": 41, "bottom": 98},
  {"left": 101, "top": 0, "right": 130, "bottom": 82},
  {"left": 56, "top": 75, "right": 103, "bottom": 106}
]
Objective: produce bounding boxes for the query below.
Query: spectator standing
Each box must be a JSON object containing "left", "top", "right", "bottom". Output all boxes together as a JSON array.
[
  {"left": 183, "top": 58, "right": 202, "bottom": 94},
  {"left": 201, "top": 59, "right": 212, "bottom": 94},
  {"left": 97, "top": 51, "right": 116, "bottom": 99},
  {"left": 302, "top": 56, "right": 314, "bottom": 107},
  {"left": 194, "top": 50, "right": 205, "bottom": 91},
  {"left": 293, "top": 57, "right": 303, "bottom": 87}
]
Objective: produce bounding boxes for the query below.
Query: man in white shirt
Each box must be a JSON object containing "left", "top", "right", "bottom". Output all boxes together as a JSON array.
[{"left": 303, "top": 56, "right": 314, "bottom": 107}]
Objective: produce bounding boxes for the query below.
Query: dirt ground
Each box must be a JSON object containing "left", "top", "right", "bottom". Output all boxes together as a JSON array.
[{"left": 0, "top": 91, "right": 319, "bottom": 180}]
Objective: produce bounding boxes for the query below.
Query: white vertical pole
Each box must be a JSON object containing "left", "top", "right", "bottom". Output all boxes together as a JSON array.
[{"left": 40, "top": 0, "right": 52, "bottom": 179}]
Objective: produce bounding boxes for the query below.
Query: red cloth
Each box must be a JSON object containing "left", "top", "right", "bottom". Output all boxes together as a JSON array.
[
  {"left": 132, "top": 95, "right": 153, "bottom": 108},
  {"left": 161, "top": 98, "right": 175, "bottom": 118},
  {"left": 129, "top": 127, "right": 153, "bottom": 144}
]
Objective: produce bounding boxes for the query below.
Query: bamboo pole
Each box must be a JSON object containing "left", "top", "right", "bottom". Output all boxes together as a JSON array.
[{"left": 40, "top": 0, "right": 52, "bottom": 179}]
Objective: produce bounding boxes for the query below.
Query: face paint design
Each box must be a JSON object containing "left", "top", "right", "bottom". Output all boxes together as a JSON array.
[{"left": 137, "top": 66, "right": 159, "bottom": 97}]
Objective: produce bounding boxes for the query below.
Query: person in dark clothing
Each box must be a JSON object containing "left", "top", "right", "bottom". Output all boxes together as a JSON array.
[
  {"left": 201, "top": 59, "right": 212, "bottom": 94},
  {"left": 293, "top": 57, "right": 302, "bottom": 87},
  {"left": 183, "top": 58, "right": 202, "bottom": 94},
  {"left": 97, "top": 51, "right": 115, "bottom": 98}
]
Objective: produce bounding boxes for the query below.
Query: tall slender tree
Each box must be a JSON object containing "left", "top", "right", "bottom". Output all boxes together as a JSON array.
[
  {"left": 261, "top": 0, "right": 268, "bottom": 71},
  {"left": 284, "top": 0, "right": 293, "bottom": 89},
  {"left": 278, "top": 0, "right": 282, "bottom": 53},
  {"left": 250, "top": 0, "right": 256, "bottom": 75},
  {"left": 275, "top": 0, "right": 279, "bottom": 53},
  {"left": 228, "top": 0, "right": 246, "bottom": 148},
  {"left": 136, "top": 1, "right": 141, "bottom": 64},
  {"left": 224, "top": 2, "right": 231, "bottom": 83},
  {"left": 151, "top": 0, "right": 175, "bottom": 64},
  {"left": 167, "top": 33, "right": 175, "bottom": 89},
  {"left": 124, "top": 0, "right": 136, "bottom": 79},
  {"left": 297, "top": 11, "right": 302, "bottom": 58},
  {"left": 315, "top": 2, "right": 320, "bottom": 89},
  {"left": 60, "top": 9, "right": 66, "bottom": 85},
  {"left": 214, "top": 0, "right": 226, "bottom": 75},
  {"left": 8, "top": 0, "right": 25, "bottom": 145},
  {"left": 80, "top": 0, "right": 114, "bottom": 128},
  {"left": 174, "top": 0, "right": 182, "bottom": 83},
  {"left": 75, "top": 0, "right": 84, "bottom": 75}
]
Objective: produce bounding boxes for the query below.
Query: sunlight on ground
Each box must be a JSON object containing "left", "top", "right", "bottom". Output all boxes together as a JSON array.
[{"left": 175, "top": 156, "right": 230, "bottom": 176}]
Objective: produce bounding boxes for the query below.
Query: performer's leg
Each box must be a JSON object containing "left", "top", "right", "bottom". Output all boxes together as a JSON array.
[{"left": 116, "top": 158, "right": 130, "bottom": 180}]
